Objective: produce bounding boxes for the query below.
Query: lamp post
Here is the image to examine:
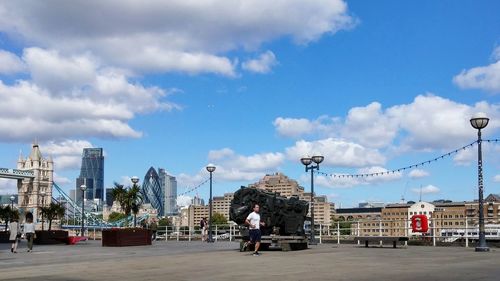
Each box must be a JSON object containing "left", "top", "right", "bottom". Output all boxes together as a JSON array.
[
  {"left": 470, "top": 113, "right": 490, "bottom": 252},
  {"left": 301, "top": 155, "right": 324, "bottom": 245},
  {"left": 206, "top": 164, "right": 216, "bottom": 243},
  {"left": 10, "top": 195, "right": 15, "bottom": 209},
  {"left": 80, "top": 184, "right": 87, "bottom": 237},
  {"left": 40, "top": 191, "right": 46, "bottom": 231},
  {"left": 131, "top": 176, "right": 139, "bottom": 227}
]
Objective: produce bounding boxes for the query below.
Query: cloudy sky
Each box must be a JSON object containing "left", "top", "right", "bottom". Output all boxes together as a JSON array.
[{"left": 0, "top": 1, "right": 499, "bottom": 207}]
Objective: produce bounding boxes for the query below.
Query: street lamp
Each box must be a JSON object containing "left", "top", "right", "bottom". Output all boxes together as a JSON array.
[
  {"left": 80, "top": 184, "right": 87, "bottom": 237},
  {"left": 206, "top": 164, "right": 216, "bottom": 243},
  {"left": 470, "top": 112, "right": 490, "bottom": 252},
  {"left": 130, "top": 176, "right": 140, "bottom": 227},
  {"left": 301, "top": 155, "right": 324, "bottom": 245},
  {"left": 40, "top": 191, "right": 46, "bottom": 231},
  {"left": 10, "top": 195, "right": 15, "bottom": 209}
]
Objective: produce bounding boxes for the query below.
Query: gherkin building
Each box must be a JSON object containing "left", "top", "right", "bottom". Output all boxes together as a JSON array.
[{"left": 142, "top": 167, "right": 165, "bottom": 216}]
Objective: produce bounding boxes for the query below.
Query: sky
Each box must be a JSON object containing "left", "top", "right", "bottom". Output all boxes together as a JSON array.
[{"left": 0, "top": 0, "right": 499, "bottom": 208}]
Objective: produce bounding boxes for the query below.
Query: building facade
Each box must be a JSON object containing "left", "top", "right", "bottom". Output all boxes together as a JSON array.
[
  {"left": 160, "top": 168, "right": 177, "bottom": 216},
  {"left": 17, "top": 143, "right": 54, "bottom": 224},
  {"left": 141, "top": 167, "right": 178, "bottom": 217},
  {"left": 212, "top": 193, "right": 234, "bottom": 221},
  {"left": 76, "top": 148, "right": 104, "bottom": 203},
  {"left": 249, "top": 172, "right": 305, "bottom": 197}
]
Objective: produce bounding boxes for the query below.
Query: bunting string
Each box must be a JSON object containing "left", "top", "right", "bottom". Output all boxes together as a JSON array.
[{"left": 315, "top": 139, "right": 498, "bottom": 179}]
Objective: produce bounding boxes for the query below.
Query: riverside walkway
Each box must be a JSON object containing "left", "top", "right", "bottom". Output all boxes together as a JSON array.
[{"left": 0, "top": 241, "right": 498, "bottom": 281}]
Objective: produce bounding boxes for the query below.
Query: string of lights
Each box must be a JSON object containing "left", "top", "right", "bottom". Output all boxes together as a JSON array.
[
  {"left": 315, "top": 139, "right": 499, "bottom": 179},
  {"left": 166, "top": 178, "right": 210, "bottom": 199}
]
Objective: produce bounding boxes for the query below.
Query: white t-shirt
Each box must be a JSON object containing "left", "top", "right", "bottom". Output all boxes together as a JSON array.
[
  {"left": 246, "top": 212, "right": 261, "bottom": 230},
  {"left": 23, "top": 223, "right": 35, "bottom": 234}
]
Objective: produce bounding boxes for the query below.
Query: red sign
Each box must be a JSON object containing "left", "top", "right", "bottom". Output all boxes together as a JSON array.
[{"left": 411, "top": 215, "right": 429, "bottom": 232}]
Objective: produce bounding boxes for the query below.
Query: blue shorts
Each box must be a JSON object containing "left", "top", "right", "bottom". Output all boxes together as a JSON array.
[{"left": 249, "top": 229, "right": 261, "bottom": 243}]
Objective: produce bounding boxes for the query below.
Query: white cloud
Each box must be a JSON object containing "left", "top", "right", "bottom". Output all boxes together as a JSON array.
[
  {"left": 275, "top": 95, "right": 500, "bottom": 151},
  {"left": 0, "top": 48, "right": 179, "bottom": 142},
  {"left": 285, "top": 138, "right": 386, "bottom": 168},
  {"left": 53, "top": 172, "right": 72, "bottom": 185},
  {"left": 0, "top": 1, "right": 354, "bottom": 76},
  {"left": 0, "top": 178, "right": 17, "bottom": 195},
  {"left": 453, "top": 47, "right": 500, "bottom": 93},
  {"left": 408, "top": 169, "right": 430, "bottom": 179},
  {"left": 242, "top": 51, "right": 278, "bottom": 74},
  {"left": 494, "top": 175, "right": 500, "bottom": 183},
  {"left": 0, "top": 50, "right": 25, "bottom": 74},
  {"left": 176, "top": 195, "right": 192, "bottom": 207},
  {"left": 411, "top": 184, "right": 440, "bottom": 194},
  {"left": 43, "top": 140, "right": 93, "bottom": 170}
]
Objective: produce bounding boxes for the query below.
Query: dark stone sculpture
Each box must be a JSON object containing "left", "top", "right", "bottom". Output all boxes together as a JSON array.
[{"left": 230, "top": 187, "right": 308, "bottom": 236}]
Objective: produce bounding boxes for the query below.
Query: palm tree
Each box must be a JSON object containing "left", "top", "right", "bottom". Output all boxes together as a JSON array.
[
  {"left": 39, "top": 202, "right": 66, "bottom": 230},
  {"left": 111, "top": 182, "right": 143, "bottom": 227}
]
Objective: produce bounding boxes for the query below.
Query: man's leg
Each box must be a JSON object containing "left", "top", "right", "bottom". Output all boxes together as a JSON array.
[{"left": 254, "top": 241, "right": 260, "bottom": 253}]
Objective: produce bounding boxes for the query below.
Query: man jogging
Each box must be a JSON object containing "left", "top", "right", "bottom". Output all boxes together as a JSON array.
[{"left": 244, "top": 204, "right": 265, "bottom": 256}]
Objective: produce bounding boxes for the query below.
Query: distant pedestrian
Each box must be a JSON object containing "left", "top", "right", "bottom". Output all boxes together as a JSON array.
[
  {"left": 23, "top": 216, "right": 35, "bottom": 253},
  {"left": 9, "top": 218, "right": 20, "bottom": 253},
  {"left": 244, "top": 204, "right": 265, "bottom": 256},
  {"left": 200, "top": 218, "right": 208, "bottom": 242},
  {"left": 150, "top": 219, "right": 158, "bottom": 241}
]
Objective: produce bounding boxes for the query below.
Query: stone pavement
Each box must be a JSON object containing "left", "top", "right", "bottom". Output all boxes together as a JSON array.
[{"left": 0, "top": 240, "right": 499, "bottom": 281}]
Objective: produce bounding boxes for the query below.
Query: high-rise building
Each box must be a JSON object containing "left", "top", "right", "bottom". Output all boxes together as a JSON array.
[
  {"left": 76, "top": 148, "right": 104, "bottom": 203},
  {"left": 141, "top": 167, "right": 177, "bottom": 216},
  {"left": 160, "top": 168, "right": 177, "bottom": 216},
  {"left": 191, "top": 195, "right": 205, "bottom": 206},
  {"left": 105, "top": 188, "right": 114, "bottom": 207},
  {"left": 249, "top": 172, "right": 305, "bottom": 198}
]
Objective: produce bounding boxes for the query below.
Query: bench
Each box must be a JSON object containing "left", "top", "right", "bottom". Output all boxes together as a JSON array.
[{"left": 354, "top": 236, "right": 409, "bottom": 248}]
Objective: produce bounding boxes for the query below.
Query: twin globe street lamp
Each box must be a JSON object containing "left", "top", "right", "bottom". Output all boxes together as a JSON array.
[
  {"left": 300, "top": 155, "right": 324, "bottom": 245},
  {"left": 206, "top": 164, "right": 216, "bottom": 243},
  {"left": 10, "top": 195, "right": 15, "bottom": 209},
  {"left": 131, "top": 176, "right": 140, "bottom": 227},
  {"left": 80, "top": 184, "right": 87, "bottom": 237},
  {"left": 470, "top": 112, "right": 490, "bottom": 252}
]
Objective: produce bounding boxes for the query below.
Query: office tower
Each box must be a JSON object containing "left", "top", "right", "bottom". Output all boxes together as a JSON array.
[
  {"left": 141, "top": 167, "right": 177, "bottom": 216},
  {"left": 105, "top": 188, "right": 114, "bottom": 206},
  {"left": 160, "top": 168, "right": 177, "bottom": 216},
  {"left": 76, "top": 148, "right": 104, "bottom": 202}
]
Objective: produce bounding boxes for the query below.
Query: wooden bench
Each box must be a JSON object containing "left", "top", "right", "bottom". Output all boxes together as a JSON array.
[{"left": 354, "top": 236, "right": 409, "bottom": 248}]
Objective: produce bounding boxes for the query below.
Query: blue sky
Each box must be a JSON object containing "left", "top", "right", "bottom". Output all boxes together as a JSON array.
[{"left": 0, "top": 1, "right": 499, "bottom": 207}]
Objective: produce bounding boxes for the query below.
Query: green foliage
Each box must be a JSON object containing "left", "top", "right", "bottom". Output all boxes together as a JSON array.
[
  {"left": 39, "top": 202, "right": 65, "bottom": 230},
  {"left": 108, "top": 212, "right": 127, "bottom": 223},
  {"left": 158, "top": 218, "right": 171, "bottom": 227},
  {"left": 111, "top": 182, "right": 143, "bottom": 226},
  {"left": 211, "top": 212, "right": 228, "bottom": 225},
  {"left": 333, "top": 219, "right": 352, "bottom": 235},
  {"left": 0, "top": 206, "right": 19, "bottom": 230}
]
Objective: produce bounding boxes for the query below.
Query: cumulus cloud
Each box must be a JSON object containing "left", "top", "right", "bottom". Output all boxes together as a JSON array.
[
  {"left": 43, "top": 140, "right": 94, "bottom": 170},
  {"left": 0, "top": 48, "right": 179, "bottom": 142},
  {"left": 411, "top": 184, "right": 440, "bottom": 194},
  {"left": 494, "top": 175, "right": 500, "bottom": 183},
  {"left": 0, "top": 1, "right": 354, "bottom": 76},
  {"left": 0, "top": 50, "right": 25, "bottom": 74},
  {"left": 453, "top": 47, "right": 500, "bottom": 93},
  {"left": 408, "top": 169, "right": 430, "bottom": 179},
  {"left": 242, "top": 51, "right": 278, "bottom": 74},
  {"left": 0, "top": 178, "right": 17, "bottom": 194},
  {"left": 53, "top": 172, "right": 72, "bottom": 185},
  {"left": 285, "top": 138, "right": 386, "bottom": 168},
  {"left": 176, "top": 195, "right": 192, "bottom": 207},
  {"left": 275, "top": 95, "right": 500, "bottom": 151}
]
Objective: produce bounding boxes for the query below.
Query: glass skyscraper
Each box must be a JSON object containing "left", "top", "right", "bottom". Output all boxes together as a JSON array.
[
  {"left": 141, "top": 167, "right": 177, "bottom": 217},
  {"left": 76, "top": 148, "right": 104, "bottom": 202}
]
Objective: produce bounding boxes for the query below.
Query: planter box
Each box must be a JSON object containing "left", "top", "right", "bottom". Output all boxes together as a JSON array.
[
  {"left": 102, "top": 228, "right": 152, "bottom": 247},
  {"left": 0, "top": 231, "right": 10, "bottom": 243},
  {"left": 34, "top": 230, "right": 69, "bottom": 245}
]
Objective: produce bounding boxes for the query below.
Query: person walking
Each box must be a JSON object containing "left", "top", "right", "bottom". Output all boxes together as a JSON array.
[
  {"left": 200, "top": 217, "right": 208, "bottom": 242},
  {"left": 23, "top": 216, "right": 35, "bottom": 253},
  {"left": 150, "top": 219, "right": 158, "bottom": 241},
  {"left": 8, "top": 218, "right": 20, "bottom": 253},
  {"left": 244, "top": 204, "right": 265, "bottom": 256}
]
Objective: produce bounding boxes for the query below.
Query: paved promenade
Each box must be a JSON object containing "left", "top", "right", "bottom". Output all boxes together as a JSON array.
[{"left": 1, "top": 241, "right": 499, "bottom": 281}]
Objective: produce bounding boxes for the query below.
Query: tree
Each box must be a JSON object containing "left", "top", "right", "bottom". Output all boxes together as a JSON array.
[
  {"left": 0, "top": 206, "right": 19, "bottom": 231},
  {"left": 158, "top": 218, "right": 171, "bottom": 227},
  {"left": 108, "top": 212, "right": 127, "bottom": 223},
  {"left": 332, "top": 219, "right": 352, "bottom": 235},
  {"left": 39, "top": 202, "right": 66, "bottom": 230},
  {"left": 111, "top": 182, "right": 143, "bottom": 227},
  {"left": 211, "top": 212, "right": 228, "bottom": 225}
]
